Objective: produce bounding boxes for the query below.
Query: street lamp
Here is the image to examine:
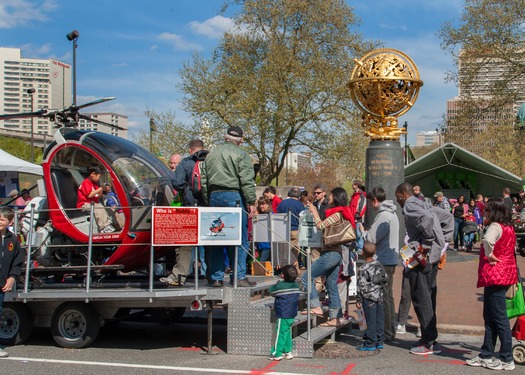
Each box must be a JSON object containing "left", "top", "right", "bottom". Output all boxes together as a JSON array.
[
  {"left": 66, "top": 29, "right": 79, "bottom": 106},
  {"left": 403, "top": 121, "right": 408, "bottom": 165},
  {"left": 27, "top": 87, "right": 36, "bottom": 163}
]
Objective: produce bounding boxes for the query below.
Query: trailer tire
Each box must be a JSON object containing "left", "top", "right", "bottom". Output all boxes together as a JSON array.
[
  {"left": 0, "top": 303, "right": 33, "bottom": 345},
  {"left": 51, "top": 302, "right": 100, "bottom": 348}
]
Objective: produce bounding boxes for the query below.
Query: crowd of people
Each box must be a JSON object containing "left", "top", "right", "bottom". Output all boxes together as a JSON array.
[{"left": 155, "top": 127, "right": 522, "bottom": 367}]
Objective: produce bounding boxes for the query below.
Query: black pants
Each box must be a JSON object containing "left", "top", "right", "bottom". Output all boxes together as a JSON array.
[{"left": 407, "top": 262, "right": 438, "bottom": 344}]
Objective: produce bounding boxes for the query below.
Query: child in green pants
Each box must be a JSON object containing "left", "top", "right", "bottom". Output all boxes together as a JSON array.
[{"left": 268, "top": 265, "right": 301, "bottom": 360}]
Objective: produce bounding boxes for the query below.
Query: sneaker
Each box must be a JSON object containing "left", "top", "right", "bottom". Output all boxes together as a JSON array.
[
  {"left": 416, "top": 327, "right": 421, "bottom": 337},
  {"left": 410, "top": 342, "right": 441, "bottom": 355},
  {"left": 376, "top": 343, "right": 384, "bottom": 349},
  {"left": 0, "top": 348, "right": 8, "bottom": 358},
  {"left": 396, "top": 323, "right": 407, "bottom": 334},
  {"left": 268, "top": 354, "right": 283, "bottom": 361},
  {"left": 101, "top": 224, "right": 116, "bottom": 233},
  {"left": 283, "top": 352, "right": 294, "bottom": 360},
  {"left": 486, "top": 359, "right": 515, "bottom": 371},
  {"left": 466, "top": 356, "right": 499, "bottom": 368},
  {"left": 229, "top": 279, "right": 256, "bottom": 287},
  {"left": 356, "top": 344, "right": 377, "bottom": 351},
  {"left": 410, "top": 339, "right": 424, "bottom": 349},
  {"left": 208, "top": 280, "right": 223, "bottom": 288},
  {"left": 159, "top": 275, "right": 184, "bottom": 286}
]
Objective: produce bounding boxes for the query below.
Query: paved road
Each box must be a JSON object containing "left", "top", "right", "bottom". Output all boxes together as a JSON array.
[{"left": 1, "top": 319, "right": 523, "bottom": 375}]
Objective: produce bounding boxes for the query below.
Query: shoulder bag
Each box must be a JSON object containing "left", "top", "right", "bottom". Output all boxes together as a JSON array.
[
  {"left": 506, "top": 262, "right": 525, "bottom": 319},
  {"left": 323, "top": 217, "right": 356, "bottom": 247}
]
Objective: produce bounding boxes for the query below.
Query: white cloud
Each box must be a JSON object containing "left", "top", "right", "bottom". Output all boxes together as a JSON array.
[
  {"left": 0, "top": 0, "right": 57, "bottom": 29},
  {"left": 19, "top": 43, "right": 53, "bottom": 58},
  {"left": 158, "top": 32, "right": 201, "bottom": 51},
  {"left": 189, "top": 15, "right": 236, "bottom": 39}
]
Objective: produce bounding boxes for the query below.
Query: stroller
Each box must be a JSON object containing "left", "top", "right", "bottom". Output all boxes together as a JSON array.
[
  {"left": 462, "top": 215, "right": 478, "bottom": 252},
  {"left": 513, "top": 316, "right": 525, "bottom": 364},
  {"left": 511, "top": 235, "right": 525, "bottom": 365}
]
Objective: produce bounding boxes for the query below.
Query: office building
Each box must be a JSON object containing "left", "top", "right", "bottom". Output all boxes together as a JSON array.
[
  {"left": 0, "top": 47, "right": 71, "bottom": 135},
  {"left": 78, "top": 113, "right": 128, "bottom": 139}
]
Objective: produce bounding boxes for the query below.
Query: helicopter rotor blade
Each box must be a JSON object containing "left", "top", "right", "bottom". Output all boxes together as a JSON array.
[
  {"left": 78, "top": 114, "right": 127, "bottom": 131},
  {"left": 0, "top": 110, "right": 48, "bottom": 120},
  {"left": 74, "top": 97, "right": 116, "bottom": 111}
]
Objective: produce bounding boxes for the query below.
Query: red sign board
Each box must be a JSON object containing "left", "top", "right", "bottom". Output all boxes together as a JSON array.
[{"left": 152, "top": 207, "right": 199, "bottom": 246}]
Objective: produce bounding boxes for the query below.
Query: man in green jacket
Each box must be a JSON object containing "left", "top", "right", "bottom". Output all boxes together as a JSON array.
[{"left": 201, "top": 126, "right": 257, "bottom": 287}]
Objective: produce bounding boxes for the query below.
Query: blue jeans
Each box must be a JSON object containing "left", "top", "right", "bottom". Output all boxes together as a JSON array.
[
  {"left": 301, "top": 250, "right": 342, "bottom": 319},
  {"left": 480, "top": 285, "right": 513, "bottom": 362},
  {"left": 361, "top": 298, "right": 385, "bottom": 348},
  {"left": 206, "top": 191, "right": 249, "bottom": 281},
  {"left": 257, "top": 243, "right": 271, "bottom": 262},
  {"left": 453, "top": 218, "right": 464, "bottom": 248},
  {"left": 189, "top": 246, "right": 206, "bottom": 276},
  {"left": 464, "top": 232, "right": 475, "bottom": 250},
  {"left": 355, "top": 222, "right": 364, "bottom": 251}
]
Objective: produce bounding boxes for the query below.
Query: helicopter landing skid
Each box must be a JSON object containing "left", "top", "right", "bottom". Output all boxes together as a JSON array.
[{"left": 30, "top": 264, "right": 124, "bottom": 276}]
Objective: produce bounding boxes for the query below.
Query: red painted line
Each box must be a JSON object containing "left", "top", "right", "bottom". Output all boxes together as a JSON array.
[
  {"left": 176, "top": 347, "right": 202, "bottom": 351},
  {"left": 249, "top": 361, "right": 279, "bottom": 375},
  {"left": 329, "top": 363, "right": 357, "bottom": 375}
]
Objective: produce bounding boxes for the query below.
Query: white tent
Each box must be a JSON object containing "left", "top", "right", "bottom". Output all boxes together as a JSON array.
[{"left": 0, "top": 148, "right": 43, "bottom": 176}]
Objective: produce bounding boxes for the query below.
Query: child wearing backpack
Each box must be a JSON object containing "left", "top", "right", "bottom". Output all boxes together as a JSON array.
[{"left": 356, "top": 241, "right": 388, "bottom": 351}]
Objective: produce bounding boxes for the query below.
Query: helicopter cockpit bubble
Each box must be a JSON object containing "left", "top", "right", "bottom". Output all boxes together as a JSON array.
[{"left": 44, "top": 129, "right": 175, "bottom": 242}]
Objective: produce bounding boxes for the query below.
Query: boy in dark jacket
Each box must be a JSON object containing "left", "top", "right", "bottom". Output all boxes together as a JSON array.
[
  {"left": 0, "top": 206, "right": 26, "bottom": 357},
  {"left": 356, "top": 241, "right": 388, "bottom": 351},
  {"left": 268, "top": 265, "right": 301, "bottom": 361}
]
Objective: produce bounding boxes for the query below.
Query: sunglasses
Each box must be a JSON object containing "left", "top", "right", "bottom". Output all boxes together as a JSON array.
[{"left": 313, "top": 191, "right": 323, "bottom": 195}]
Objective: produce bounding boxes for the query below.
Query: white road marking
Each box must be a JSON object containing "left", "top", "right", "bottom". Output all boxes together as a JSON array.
[{"left": 6, "top": 357, "right": 315, "bottom": 375}]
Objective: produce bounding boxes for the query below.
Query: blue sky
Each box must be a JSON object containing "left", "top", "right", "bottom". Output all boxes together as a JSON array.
[{"left": 1, "top": 0, "right": 463, "bottom": 145}]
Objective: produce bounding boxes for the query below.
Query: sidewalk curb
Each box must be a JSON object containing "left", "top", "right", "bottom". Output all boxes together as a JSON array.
[{"left": 437, "top": 324, "right": 484, "bottom": 336}]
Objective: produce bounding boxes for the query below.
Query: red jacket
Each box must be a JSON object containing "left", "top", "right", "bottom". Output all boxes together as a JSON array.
[
  {"left": 349, "top": 190, "right": 366, "bottom": 227},
  {"left": 477, "top": 223, "right": 518, "bottom": 288}
]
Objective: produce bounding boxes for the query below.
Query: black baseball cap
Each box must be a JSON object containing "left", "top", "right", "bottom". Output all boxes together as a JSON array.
[{"left": 227, "top": 126, "right": 243, "bottom": 138}]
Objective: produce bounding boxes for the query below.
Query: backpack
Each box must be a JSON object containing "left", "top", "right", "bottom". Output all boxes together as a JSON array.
[{"left": 190, "top": 160, "right": 204, "bottom": 195}]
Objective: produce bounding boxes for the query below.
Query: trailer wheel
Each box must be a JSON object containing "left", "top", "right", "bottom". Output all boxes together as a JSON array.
[
  {"left": 513, "top": 344, "right": 525, "bottom": 365},
  {"left": 51, "top": 302, "right": 100, "bottom": 348},
  {"left": 0, "top": 303, "right": 33, "bottom": 345}
]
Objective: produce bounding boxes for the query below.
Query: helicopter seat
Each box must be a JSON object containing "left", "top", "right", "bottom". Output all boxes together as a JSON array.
[{"left": 51, "top": 169, "right": 97, "bottom": 232}]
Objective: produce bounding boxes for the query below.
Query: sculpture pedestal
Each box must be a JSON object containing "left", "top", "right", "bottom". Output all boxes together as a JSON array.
[{"left": 364, "top": 140, "right": 405, "bottom": 242}]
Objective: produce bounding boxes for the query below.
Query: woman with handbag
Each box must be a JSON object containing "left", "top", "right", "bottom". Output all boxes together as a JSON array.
[
  {"left": 466, "top": 197, "right": 518, "bottom": 371},
  {"left": 300, "top": 187, "right": 355, "bottom": 327}
]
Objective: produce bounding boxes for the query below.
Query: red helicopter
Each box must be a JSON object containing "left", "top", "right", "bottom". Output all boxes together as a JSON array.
[
  {"left": 209, "top": 216, "right": 225, "bottom": 235},
  {"left": 0, "top": 98, "right": 176, "bottom": 272}
]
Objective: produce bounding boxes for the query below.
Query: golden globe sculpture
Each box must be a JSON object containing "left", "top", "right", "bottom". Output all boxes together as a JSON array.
[{"left": 348, "top": 48, "right": 423, "bottom": 140}]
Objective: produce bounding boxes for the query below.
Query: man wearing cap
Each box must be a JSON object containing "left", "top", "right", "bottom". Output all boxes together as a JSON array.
[
  {"left": 201, "top": 126, "right": 257, "bottom": 287},
  {"left": 434, "top": 191, "right": 450, "bottom": 212}
]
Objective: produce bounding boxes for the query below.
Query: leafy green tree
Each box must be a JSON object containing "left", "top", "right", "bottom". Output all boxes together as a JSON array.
[
  {"left": 177, "top": 0, "right": 374, "bottom": 185},
  {"left": 132, "top": 109, "right": 200, "bottom": 162},
  {"left": 0, "top": 137, "right": 43, "bottom": 164},
  {"left": 439, "top": 0, "right": 524, "bottom": 174}
]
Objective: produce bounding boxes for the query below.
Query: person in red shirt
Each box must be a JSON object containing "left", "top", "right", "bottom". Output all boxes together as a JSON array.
[
  {"left": 77, "top": 164, "right": 115, "bottom": 233},
  {"left": 263, "top": 186, "right": 282, "bottom": 213}
]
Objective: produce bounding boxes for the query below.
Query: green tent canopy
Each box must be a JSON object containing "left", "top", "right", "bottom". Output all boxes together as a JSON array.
[{"left": 404, "top": 143, "right": 523, "bottom": 200}]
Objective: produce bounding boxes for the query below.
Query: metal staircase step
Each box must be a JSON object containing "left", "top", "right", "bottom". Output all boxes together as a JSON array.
[{"left": 292, "top": 320, "right": 351, "bottom": 357}]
